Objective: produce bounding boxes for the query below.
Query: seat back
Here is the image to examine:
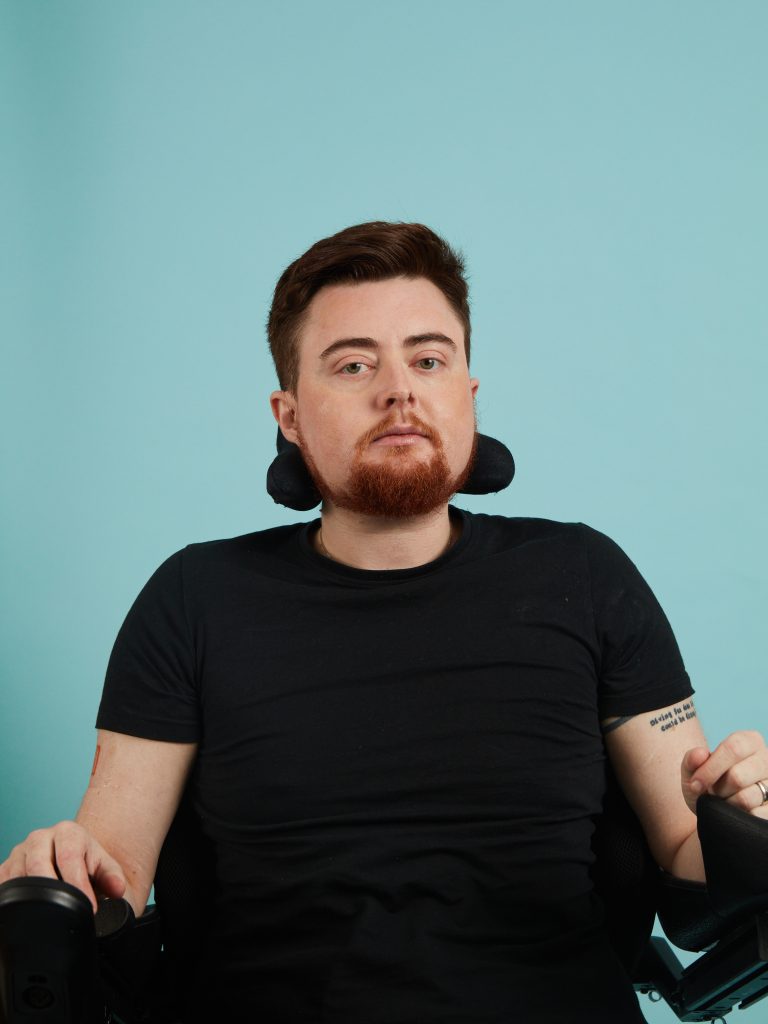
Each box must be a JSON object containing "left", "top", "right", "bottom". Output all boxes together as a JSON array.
[
  {"left": 150, "top": 791, "right": 216, "bottom": 1021},
  {"left": 591, "top": 766, "right": 659, "bottom": 977}
]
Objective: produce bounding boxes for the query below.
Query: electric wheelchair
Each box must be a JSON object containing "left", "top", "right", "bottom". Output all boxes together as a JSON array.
[{"left": 1, "top": 783, "right": 767, "bottom": 1023}]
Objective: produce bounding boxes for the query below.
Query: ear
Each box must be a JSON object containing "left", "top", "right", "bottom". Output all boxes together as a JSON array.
[
  {"left": 270, "top": 390, "right": 299, "bottom": 445},
  {"left": 470, "top": 376, "right": 480, "bottom": 400}
]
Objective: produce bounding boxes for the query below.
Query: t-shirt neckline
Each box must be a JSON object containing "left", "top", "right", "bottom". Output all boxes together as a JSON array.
[{"left": 295, "top": 505, "right": 473, "bottom": 583}]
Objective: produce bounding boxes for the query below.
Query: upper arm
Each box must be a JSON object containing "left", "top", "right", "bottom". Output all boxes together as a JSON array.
[
  {"left": 75, "top": 728, "right": 197, "bottom": 913},
  {"left": 602, "top": 698, "right": 706, "bottom": 874}
]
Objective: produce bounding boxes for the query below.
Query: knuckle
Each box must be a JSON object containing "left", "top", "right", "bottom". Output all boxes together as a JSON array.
[
  {"left": 55, "top": 845, "right": 80, "bottom": 864},
  {"left": 54, "top": 820, "right": 80, "bottom": 837},
  {"left": 724, "top": 733, "right": 750, "bottom": 759},
  {"left": 727, "top": 764, "right": 750, "bottom": 790}
]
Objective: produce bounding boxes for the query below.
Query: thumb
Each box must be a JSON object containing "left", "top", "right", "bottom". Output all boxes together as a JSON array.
[
  {"left": 682, "top": 745, "right": 710, "bottom": 781},
  {"left": 681, "top": 746, "right": 710, "bottom": 811},
  {"left": 90, "top": 856, "right": 127, "bottom": 900}
]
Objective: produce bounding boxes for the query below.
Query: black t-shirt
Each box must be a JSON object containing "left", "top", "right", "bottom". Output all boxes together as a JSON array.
[{"left": 97, "top": 508, "right": 693, "bottom": 1023}]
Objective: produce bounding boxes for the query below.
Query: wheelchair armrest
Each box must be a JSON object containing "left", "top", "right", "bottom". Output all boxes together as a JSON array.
[
  {"left": 0, "top": 878, "right": 166, "bottom": 1024},
  {"left": 656, "top": 871, "right": 723, "bottom": 952},
  {"left": 697, "top": 793, "right": 768, "bottom": 918},
  {"left": 0, "top": 877, "right": 101, "bottom": 1023},
  {"left": 655, "top": 795, "right": 768, "bottom": 953},
  {"left": 637, "top": 797, "right": 768, "bottom": 1021}
]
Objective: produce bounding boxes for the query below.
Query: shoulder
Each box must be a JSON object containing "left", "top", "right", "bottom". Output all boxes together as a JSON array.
[
  {"left": 156, "top": 521, "right": 316, "bottom": 599},
  {"left": 459, "top": 511, "right": 639, "bottom": 582},
  {"left": 181, "top": 521, "right": 308, "bottom": 564},
  {"left": 133, "top": 520, "right": 312, "bottom": 597},
  {"left": 462, "top": 510, "right": 611, "bottom": 555}
]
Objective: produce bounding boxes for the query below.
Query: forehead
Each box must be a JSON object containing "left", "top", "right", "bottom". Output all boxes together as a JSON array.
[{"left": 300, "top": 276, "right": 463, "bottom": 349}]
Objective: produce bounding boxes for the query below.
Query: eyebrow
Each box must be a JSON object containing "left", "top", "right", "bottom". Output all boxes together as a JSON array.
[{"left": 318, "top": 332, "right": 457, "bottom": 362}]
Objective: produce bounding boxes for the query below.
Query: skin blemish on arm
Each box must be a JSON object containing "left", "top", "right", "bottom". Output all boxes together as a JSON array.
[
  {"left": 91, "top": 744, "right": 101, "bottom": 777},
  {"left": 648, "top": 701, "right": 698, "bottom": 733}
]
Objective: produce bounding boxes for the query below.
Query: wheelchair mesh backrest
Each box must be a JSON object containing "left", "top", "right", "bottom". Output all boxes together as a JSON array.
[
  {"left": 591, "top": 766, "right": 659, "bottom": 976},
  {"left": 152, "top": 789, "right": 216, "bottom": 1006}
]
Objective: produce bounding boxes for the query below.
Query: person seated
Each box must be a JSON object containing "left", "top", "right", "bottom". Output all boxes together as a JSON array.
[{"left": 2, "top": 221, "right": 767, "bottom": 1024}]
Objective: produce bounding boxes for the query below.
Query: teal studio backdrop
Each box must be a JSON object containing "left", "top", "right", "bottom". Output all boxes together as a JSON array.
[{"left": 1, "top": 2, "right": 766, "bottom": 1021}]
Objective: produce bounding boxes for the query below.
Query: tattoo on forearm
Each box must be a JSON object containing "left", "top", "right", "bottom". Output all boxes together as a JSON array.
[
  {"left": 649, "top": 701, "right": 697, "bottom": 733},
  {"left": 602, "top": 716, "right": 635, "bottom": 735},
  {"left": 91, "top": 745, "right": 101, "bottom": 777}
]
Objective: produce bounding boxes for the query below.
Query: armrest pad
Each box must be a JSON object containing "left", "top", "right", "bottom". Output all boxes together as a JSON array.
[
  {"left": 657, "top": 797, "right": 768, "bottom": 951},
  {"left": 0, "top": 878, "right": 98, "bottom": 1024},
  {"left": 697, "top": 794, "right": 768, "bottom": 918}
]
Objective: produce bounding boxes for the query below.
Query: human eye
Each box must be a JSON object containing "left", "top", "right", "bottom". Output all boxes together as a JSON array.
[
  {"left": 339, "top": 361, "right": 369, "bottom": 376},
  {"left": 416, "top": 356, "right": 441, "bottom": 370}
]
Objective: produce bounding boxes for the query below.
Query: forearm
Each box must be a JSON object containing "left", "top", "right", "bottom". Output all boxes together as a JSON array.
[
  {"left": 669, "top": 827, "right": 706, "bottom": 883},
  {"left": 73, "top": 811, "right": 147, "bottom": 916},
  {"left": 73, "top": 731, "right": 197, "bottom": 916}
]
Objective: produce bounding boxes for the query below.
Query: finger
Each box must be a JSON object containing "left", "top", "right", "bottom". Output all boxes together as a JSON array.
[
  {"left": 724, "top": 777, "right": 768, "bottom": 813},
  {"left": 0, "top": 848, "right": 29, "bottom": 884},
  {"left": 690, "top": 731, "right": 764, "bottom": 792},
  {"left": 681, "top": 748, "right": 711, "bottom": 810},
  {"left": 681, "top": 746, "right": 710, "bottom": 785},
  {"left": 22, "top": 831, "right": 61, "bottom": 881},
  {"left": 708, "top": 751, "right": 768, "bottom": 801},
  {"left": 88, "top": 850, "right": 127, "bottom": 900},
  {"left": 96, "top": 874, "right": 127, "bottom": 900},
  {"left": 53, "top": 834, "right": 99, "bottom": 911},
  {"left": 0, "top": 851, "right": 20, "bottom": 884}
]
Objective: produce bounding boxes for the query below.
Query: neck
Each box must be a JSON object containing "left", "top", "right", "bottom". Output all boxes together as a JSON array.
[{"left": 314, "top": 503, "right": 459, "bottom": 570}]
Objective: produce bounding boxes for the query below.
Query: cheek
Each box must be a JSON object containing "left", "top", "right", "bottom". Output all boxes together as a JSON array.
[
  {"left": 298, "top": 410, "right": 355, "bottom": 480},
  {"left": 297, "top": 395, "right": 336, "bottom": 447},
  {"left": 439, "top": 395, "right": 476, "bottom": 457},
  {"left": 446, "top": 430, "right": 476, "bottom": 473}
]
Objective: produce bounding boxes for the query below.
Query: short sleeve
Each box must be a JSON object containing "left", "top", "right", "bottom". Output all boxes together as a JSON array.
[
  {"left": 96, "top": 549, "right": 200, "bottom": 742},
  {"left": 580, "top": 525, "right": 694, "bottom": 718}
]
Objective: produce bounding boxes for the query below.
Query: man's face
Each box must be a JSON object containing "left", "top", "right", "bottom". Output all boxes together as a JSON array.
[{"left": 271, "top": 276, "right": 479, "bottom": 517}]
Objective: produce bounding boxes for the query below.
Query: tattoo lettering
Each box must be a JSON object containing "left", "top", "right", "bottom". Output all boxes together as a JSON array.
[
  {"left": 649, "top": 701, "right": 697, "bottom": 733},
  {"left": 91, "top": 744, "right": 101, "bottom": 777}
]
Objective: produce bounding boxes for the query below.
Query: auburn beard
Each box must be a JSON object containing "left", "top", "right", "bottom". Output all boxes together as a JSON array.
[{"left": 298, "top": 413, "right": 478, "bottom": 518}]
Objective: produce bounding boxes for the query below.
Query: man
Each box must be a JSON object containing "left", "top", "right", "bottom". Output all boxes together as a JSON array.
[{"left": 2, "top": 221, "right": 767, "bottom": 1023}]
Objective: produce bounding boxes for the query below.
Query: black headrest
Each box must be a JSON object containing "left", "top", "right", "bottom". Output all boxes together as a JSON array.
[{"left": 266, "top": 430, "right": 514, "bottom": 510}]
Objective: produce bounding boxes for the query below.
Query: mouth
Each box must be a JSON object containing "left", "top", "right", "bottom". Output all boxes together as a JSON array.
[
  {"left": 373, "top": 425, "right": 429, "bottom": 442},
  {"left": 372, "top": 425, "right": 430, "bottom": 447}
]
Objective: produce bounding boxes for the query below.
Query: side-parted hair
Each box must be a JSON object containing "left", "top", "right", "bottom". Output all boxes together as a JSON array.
[{"left": 267, "top": 221, "right": 471, "bottom": 391}]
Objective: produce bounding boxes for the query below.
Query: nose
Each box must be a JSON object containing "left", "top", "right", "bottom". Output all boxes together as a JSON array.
[
  {"left": 375, "top": 362, "right": 415, "bottom": 411},
  {"left": 384, "top": 388, "right": 412, "bottom": 408}
]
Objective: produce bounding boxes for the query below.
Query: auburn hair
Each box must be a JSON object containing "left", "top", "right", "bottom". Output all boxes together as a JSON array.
[{"left": 267, "top": 221, "right": 471, "bottom": 391}]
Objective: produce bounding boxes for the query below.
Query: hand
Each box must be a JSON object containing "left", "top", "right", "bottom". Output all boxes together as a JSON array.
[
  {"left": 681, "top": 730, "right": 768, "bottom": 819},
  {"left": 0, "top": 821, "right": 127, "bottom": 913}
]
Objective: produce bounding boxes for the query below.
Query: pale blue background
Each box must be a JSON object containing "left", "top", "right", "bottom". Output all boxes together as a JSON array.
[{"left": 1, "top": 2, "right": 766, "bottom": 1020}]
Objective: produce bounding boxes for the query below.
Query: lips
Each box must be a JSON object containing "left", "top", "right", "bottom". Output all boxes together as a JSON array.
[
  {"left": 373, "top": 425, "right": 428, "bottom": 441},
  {"left": 356, "top": 415, "right": 435, "bottom": 453}
]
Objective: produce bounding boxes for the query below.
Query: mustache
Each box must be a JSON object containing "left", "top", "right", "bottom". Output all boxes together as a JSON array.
[{"left": 355, "top": 413, "right": 438, "bottom": 452}]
